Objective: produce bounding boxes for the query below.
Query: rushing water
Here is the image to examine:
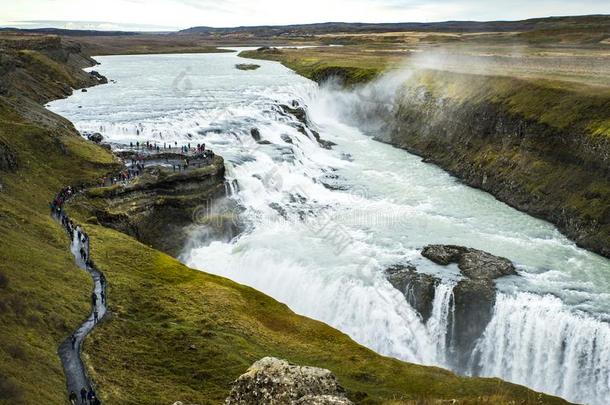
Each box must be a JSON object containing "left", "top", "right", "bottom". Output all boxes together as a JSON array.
[{"left": 49, "top": 50, "right": 610, "bottom": 404}]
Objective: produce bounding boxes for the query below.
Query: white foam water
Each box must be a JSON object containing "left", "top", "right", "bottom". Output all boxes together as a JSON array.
[
  {"left": 474, "top": 292, "right": 610, "bottom": 405},
  {"left": 48, "top": 50, "right": 610, "bottom": 404}
]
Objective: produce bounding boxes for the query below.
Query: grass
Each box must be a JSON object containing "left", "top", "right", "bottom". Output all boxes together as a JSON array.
[
  {"left": 0, "top": 98, "right": 118, "bottom": 403},
  {"left": 239, "top": 47, "right": 394, "bottom": 85}
]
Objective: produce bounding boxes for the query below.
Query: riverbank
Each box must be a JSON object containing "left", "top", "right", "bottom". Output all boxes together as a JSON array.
[
  {"left": 240, "top": 44, "right": 610, "bottom": 258},
  {"left": 0, "top": 33, "right": 571, "bottom": 404}
]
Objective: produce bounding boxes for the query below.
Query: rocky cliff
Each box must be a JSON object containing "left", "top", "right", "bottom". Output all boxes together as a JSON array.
[
  {"left": 82, "top": 156, "right": 226, "bottom": 256},
  {"left": 377, "top": 70, "right": 610, "bottom": 258},
  {"left": 0, "top": 34, "right": 106, "bottom": 104}
]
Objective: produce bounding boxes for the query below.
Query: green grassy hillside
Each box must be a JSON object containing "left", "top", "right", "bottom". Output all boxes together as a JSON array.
[{"left": 0, "top": 97, "right": 118, "bottom": 403}]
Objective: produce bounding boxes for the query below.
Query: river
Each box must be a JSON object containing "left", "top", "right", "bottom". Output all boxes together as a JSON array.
[{"left": 48, "top": 49, "right": 610, "bottom": 405}]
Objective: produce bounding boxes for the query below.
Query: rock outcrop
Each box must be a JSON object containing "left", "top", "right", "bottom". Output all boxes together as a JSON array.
[
  {"left": 422, "top": 245, "right": 517, "bottom": 370},
  {"left": 235, "top": 63, "right": 261, "bottom": 71},
  {"left": 421, "top": 245, "right": 516, "bottom": 280},
  {"left": 225, "top": 357, "right": 353, "bottom": 405},
  {"left": 0, "top": 34, "right": 105, "bottom": 104},
  {"left": 278, "top": 103, "right": 336, "bottom": 149},
  {"left": 421, "top": 245, "right": 517, "bottom": 371},
  {"left": 386, "top": 245, "right": 518, "bottom": 372},
  {"left": 86, "top": 156, "right": 226, "bottom": 256},
  {"left": 385, "top": 264, "right": 439, "bottom": 322}
]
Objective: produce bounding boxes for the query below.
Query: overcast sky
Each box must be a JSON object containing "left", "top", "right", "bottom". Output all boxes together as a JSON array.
[{"left": 1, "top": 0, "right": 608, "bottom": 31}]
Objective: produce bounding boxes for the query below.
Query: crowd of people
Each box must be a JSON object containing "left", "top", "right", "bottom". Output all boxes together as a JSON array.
[{"left": 128, "top": 140, "right": 208, "bottom": 155}]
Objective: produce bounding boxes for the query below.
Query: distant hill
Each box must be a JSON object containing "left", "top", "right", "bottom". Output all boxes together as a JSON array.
[
  {"left": 1, "top": 15, "right": 607, "bottom": 38},
  {"left": 0, "top": 27, "right": 139, "bottom": 36},
  {"left": 180, "top": 14, "right": 610, "bottom": 35}
]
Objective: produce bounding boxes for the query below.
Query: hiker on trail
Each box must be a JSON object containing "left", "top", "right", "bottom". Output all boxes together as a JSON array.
[
  {"left": 69, "top": 391, "right": 77, "bottom": 404},
  {"left": 136, "top": 141, "right": 140, "bottom": 149},
  {"left": 100, "top": 273, "right": 106, "bottom": 287},
  {"left": 80, "top": 248, "right": 87, "bottom": 262},
  {"left": 93, "top": 309, "right": 98, "bottom": 324},
  {"left": 71, "top": 334, "right": 77, "bottom": 349},
  {"left": 130, "top": 141, "right": 133, "bottom": 148},
  {"left": 91, "top": 292, "right": 97, "bottom": 307},
  {"left": 87, "top": 389, "right": 96, "bottom": 404},
  {"left": 80, "top": 388, "right": 87, "bottom": 403},
  {"left": 101, "top": 290, "right": 106, "bottom": 305}
]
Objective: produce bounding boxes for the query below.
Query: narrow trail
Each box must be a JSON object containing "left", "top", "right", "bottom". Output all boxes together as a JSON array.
[
  {"left": 51, "top": 145, "right": 217, "bottom": 404},
  {"left": 52, "top": 193, "right": 106, "bottom": 404}
]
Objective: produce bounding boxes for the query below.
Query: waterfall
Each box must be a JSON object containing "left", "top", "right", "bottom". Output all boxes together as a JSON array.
[
  {"left": 425, "top": 283, "right": 455, "bottom": 367},
  {"left": 472, "top": 292, "right": 610, "bottom": 405}
]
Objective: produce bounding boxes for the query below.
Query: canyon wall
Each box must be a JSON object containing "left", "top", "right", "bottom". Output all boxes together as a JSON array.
[{"left": 375, "top": 70, "right": 610, "bottom": 257}]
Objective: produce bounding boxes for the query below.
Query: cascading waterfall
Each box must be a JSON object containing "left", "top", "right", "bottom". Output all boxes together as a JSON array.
[
  {"left": 424, "top": 283, "right": 455, "bottom": 367},
  {"left": 473, "top": 292, "right": 610, "bottom": 405},
  {"left": 48, "top": 51, "right": 610, "bottom": 405}
]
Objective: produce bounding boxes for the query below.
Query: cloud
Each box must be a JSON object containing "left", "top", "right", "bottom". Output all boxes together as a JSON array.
[{"left": 1, "top": 0, "right": 608, "bottom": 30}]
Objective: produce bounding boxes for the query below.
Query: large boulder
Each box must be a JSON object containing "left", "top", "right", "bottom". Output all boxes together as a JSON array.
[
  {"left": 225, "top": 357, "right": 353, "bottom": 405},
  {"left": 87, "top": 132, "right": 104, "bottom": 143}
]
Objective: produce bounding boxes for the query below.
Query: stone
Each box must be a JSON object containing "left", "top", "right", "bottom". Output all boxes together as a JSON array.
[
  {"left": 293, "top": 395, "right": 353, "bottom": 404},
  {"left": 250, "top": 128, "right": 261, "bottom": 141},
  {"left": 421, "top": 245, "right": 517, "bottom": 279},
  {"left": 385, "top": 245, "right": 519, "bottom": 372},
  {"left": 235, "top": 63, "right": 261, "bottom": 71},
  {"left": 385, "top": 264, "right": 439, "bottom": 322},
  {"left": 225, "top": 357, "right": 353, "bottom": 405},
  {"left": 89, "top": 70, "right": 108, "bottom": 84},
  {"left": 88, "top": 133, "right": 104, "bottom": 143}
]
